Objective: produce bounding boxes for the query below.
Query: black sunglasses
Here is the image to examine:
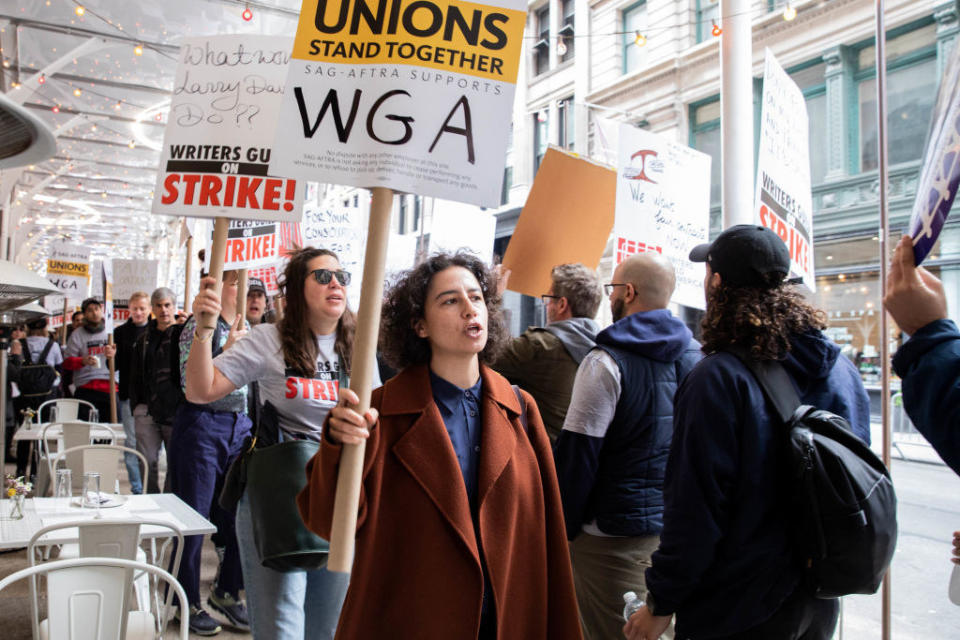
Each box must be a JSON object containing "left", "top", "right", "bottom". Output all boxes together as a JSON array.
[{"left": 311, "top": 268, "right": 351, "bottom": 287}]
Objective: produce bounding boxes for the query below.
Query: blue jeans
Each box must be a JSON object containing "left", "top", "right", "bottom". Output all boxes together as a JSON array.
[
  {"left": 119, "top": 400, "right": 143, "bottom": 494},
  {"left": 168, "top": 403, "right": 250, "bottom": 606},
  {"left": 236, "top": 492, "right": 349, "bottom": 640}
]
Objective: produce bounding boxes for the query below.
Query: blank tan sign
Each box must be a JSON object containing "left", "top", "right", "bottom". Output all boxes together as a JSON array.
[{"left": 502, "top": 147, "right": 616, "bottom": 298}]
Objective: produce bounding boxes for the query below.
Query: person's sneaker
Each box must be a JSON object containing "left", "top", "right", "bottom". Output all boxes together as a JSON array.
[
  {"left": 175, "top": 604, "right": 222, "bottom": 636},
  {"left": 208, "top": 588, "right": 250, "bottom": 631}
]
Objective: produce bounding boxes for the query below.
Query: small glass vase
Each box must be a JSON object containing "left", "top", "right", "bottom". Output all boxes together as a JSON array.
[{"left": 8, "top": 494, "right": 25, "bottom": 520}]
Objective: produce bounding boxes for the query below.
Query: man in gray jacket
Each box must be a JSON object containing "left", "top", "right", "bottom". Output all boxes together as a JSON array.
[{"left": 493, "top": 263, "right": 602, "bottom": 442}]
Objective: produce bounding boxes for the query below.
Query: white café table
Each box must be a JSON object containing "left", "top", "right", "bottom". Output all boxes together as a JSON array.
[
  {"left": 12, "top": 422, "right": 126, "bottom": 443},
  {"left": 0, "top": 494, "right": 216, "bottom": 550}
]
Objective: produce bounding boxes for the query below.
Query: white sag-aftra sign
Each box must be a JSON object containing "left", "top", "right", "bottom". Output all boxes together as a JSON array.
[
  {"left": 152, "top": 35, "right": 303, "bottom": 222},
  {"left": 270, "top": 0, "right": 527, "bottom": 208},
  {"left": 46, "top": 242, "right": 91, "bottom": 304},
  {"left": 614, "top": 125, "right": 711, "bottom": 310},
  {"left": 754, "top": 49, "right": 815, "bottom": 290}
]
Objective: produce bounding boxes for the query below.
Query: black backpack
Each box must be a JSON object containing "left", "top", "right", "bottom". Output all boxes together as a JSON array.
[
  {"left": 17, "top": 337, "right": 57, "bottom": 398},
  {"left": 732, "top": 351, "right": 898, "bottom": 599}
]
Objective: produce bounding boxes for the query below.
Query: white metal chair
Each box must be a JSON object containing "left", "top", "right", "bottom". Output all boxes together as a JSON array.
[
  {"left": 38, "top": 422, "right": 121, "bottom": 495},
  {"left": 52, "top": 444, "right": 149, "bottom": 496},
  {"left": 29, "top": 518, "right": 184, "bottom": 620},
  {"left": 35, "top": 398, "right": 99, "bottom": 424},
  {"left": 0, "top": 557, "right": 188, "bottom": 640}
]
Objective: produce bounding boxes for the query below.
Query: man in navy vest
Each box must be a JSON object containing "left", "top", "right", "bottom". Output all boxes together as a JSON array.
[{"left": 554, "top": 251, "right": 701, "bottom": 640}]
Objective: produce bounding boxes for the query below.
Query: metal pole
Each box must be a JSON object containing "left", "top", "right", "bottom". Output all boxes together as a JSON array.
[
  {"left": 874, "top": 2, "right": 892, "bottom": 639},
  {"left": 720, "top": 0, "right": 754, "bottom": 228}
]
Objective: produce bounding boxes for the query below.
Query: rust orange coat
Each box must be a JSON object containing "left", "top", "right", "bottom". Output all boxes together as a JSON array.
[{"left": 297, "top": 364, "right": 582, "bottom": 640}]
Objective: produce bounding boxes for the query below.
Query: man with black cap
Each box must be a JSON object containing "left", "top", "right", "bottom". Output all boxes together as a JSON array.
[
  {"left": 625, "top": 225, "right": 870, "bottom": 640},
  {"left": 246, "top": 277, "right": 269, "bottom": 326},
  {"left": 63, "top": 297, "right": 117, "bottom": 421}
]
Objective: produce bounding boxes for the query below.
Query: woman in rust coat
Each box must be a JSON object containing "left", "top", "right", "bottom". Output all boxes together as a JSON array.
[{"left": 298, "top": 252, "right": 582, "bottom": 640}]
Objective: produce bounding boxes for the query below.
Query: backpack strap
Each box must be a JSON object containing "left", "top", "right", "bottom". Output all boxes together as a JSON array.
[
  {"left": 19, "top": 339, "right": 33, "bottom": 365},
  {"left": 511, "top": 384, "right": 529, "bottom": 436},
  {"left": 725, "top": 345, "right": 802, "bottom": 425},
  {"left": 39, "top": 337, "right": 55, "bottom": 364}
]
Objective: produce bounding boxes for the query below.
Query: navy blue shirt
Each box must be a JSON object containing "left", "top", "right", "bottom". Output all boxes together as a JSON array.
[{"left": 430, "top": 370, "right": 483, "bottom": 506}]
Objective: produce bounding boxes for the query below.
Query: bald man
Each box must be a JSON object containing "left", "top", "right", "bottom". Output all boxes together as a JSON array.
[{"left": 554, "top": 252, "right": 702, "bottom": 640}]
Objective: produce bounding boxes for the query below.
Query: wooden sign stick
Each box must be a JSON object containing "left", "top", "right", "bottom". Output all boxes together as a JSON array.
[
  {"left": 107, "top": 334, "right": 117, "bottom": 424},
  {"left": 237, "top": 269, "right": 248, "bottom": 326},
  {"left": 184, "top": 235, "right": 194, "bottom": 315},
  {"left": 199, "top": 217, "right": 230, "bottom": 331},
  {"left": 328, "top": 186, "right": 394, "bottom": 573},
  {"left": 60, "top": 298, "right": 69, "bottom": 346}
]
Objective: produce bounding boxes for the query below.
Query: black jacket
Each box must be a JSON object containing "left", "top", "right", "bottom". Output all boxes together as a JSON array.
[{"left": 114, "top": 319, "right": 148, "bottom": 401}]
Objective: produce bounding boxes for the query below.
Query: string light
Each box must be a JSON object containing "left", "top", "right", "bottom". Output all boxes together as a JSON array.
[
  {"left": 114, "top": 100, "right": 122, "bottom": 110},
  {"left": 51, "top": 105, "right": 60, "bottom": 113},
  {"left": 242, "top": 5, "right": 253, "bottom": 21},
  {"left": 712, "top": 20, "right": 722, "bottom": 37},
  {"left": 634, "top": 31, "right": 647, "bottom": 48},
  {"left": 38, "top": 73, "right": 46, "bottom": 84},
  {"left": 783, "top": 3, "right": 797, "bottom": 21},
  {"left": 134, "top": 44, "right": 143, "bottom": 56},
  {"left": 557, "top": 37, "right": 567, "bottom": 56},
  {"left": 73, "top": 87, "right": 82, "bottom": 96},
  {"left": 75, "top": 5, "right": 85, "bottom": 17},
  {"left": 127, "top": 140, "right": 136, "bottom": 149}
]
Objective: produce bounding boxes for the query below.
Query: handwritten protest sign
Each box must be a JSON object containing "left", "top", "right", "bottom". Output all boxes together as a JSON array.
[
  {"left": 614, "top": 126, "right": 710, "bottom": 310},
  {"left": 909, "top": 37, "right": 960, "bottom": 264},
  {"left": 302, "top": 199, "right": 370, "bottom": 309},
  {"left": 754, "top": 49, "right": 814, "bottom": 290},
  {"left": 111, "top": 259, "right": 159, "bottom": 321},
  {"left": 502, "top": 147, "right": 615, "bottom": 298},
  {"left": 46, "top": 242, "right": 91, "bottom": 303},
  {"left": 270, "top": 0, "right": 527, "bottom": 207},
  {"left": 152, "top": 35, "right": 303, "bottom": 222}
]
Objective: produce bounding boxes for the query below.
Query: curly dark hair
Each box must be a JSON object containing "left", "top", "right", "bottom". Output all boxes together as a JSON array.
[
  {"left": 701, "top": 272, "right": 827, "bottom": 360},
  {"left": 277, "top": 246, "right": 356, "bottom": 377},
  {"left": 379, "top": 251, "right": 509, "bottom": 371}
]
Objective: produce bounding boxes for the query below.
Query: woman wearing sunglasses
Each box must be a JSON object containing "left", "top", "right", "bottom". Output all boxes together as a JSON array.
[
  {"left": 297, "top": 251, "right": 581, "bottom": 640},
  {"left": 186, "top": 247, "right": 375, "bottom": 639}
]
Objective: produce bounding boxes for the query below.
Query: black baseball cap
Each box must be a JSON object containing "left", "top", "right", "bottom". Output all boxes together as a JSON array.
[
  {"left": 689, "top": 225, "right": 791, "bottom": 288},
  {"left": 81, "top": 297, "right": 102, "bottom": 312},
  {"left": 248, "top": 277, "right": 267, "bottom": 295}
]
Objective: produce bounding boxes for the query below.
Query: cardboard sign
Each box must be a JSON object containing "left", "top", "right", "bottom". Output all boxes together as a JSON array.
[
  {"left": 152, "top": 35, "right": 303, "bottom": 222},
  {"left": 614, "top": 125, "right": 711, "bottom": 310},
  {"left": 909, "top": 37, "right": 960, "bottom": 264},
  {"left": 270, "top": 0, "right": 527, "bottom": 207},
  {"left": 754, "top": 49, "right": 815, "bottom": 290},
  {"left": 47, "top": 242, "right": 91, "bottom": 303},
  {"left": 213, "top": 219, "right": 281, "bottom": 270},
  {"left": 502, "top": 147, "right": 615, "bottom": 298},
  {"left": 112, "top": 259, "right": 159, "bottom": 307}
]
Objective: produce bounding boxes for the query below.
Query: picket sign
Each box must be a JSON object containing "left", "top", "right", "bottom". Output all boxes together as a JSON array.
[{"left": 328, "top": 186, "right": 394, "bottom": 573}]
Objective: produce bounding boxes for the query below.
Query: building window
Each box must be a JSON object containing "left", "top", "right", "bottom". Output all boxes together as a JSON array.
[
  {"left": 856, "top": 22, "right": 937, "bottom": 172},
  {"left": 695, "top": 0, "right": 719, "bottom": 44},
  {"left": 559, "top": 0, "right": 575, "bottom": 62},
  {"left": 622, "top": 1, "right": 647, "bottom": 74},
  {"left": 690, "top": 98, "right": 721, "bottom": 217},
  {"left": 501, "top": 166, "right": 513, "bottom": 206},
  {"left": 533, "top": 6, "right": 550, "bottom": 76},
  {"left": 534, "top": 111, "right": 549, "bottom": 173},
  {"left": 558, "top": 96, "right": 575, "bottom": 150},
  {"left": 398, "top": 196, "right": 408, "bottom": 234},
  {"left": 413, "top": 195, "right": 421, "bottom": 232}
]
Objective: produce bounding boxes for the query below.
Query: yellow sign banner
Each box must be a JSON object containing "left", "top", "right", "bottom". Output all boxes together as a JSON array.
[
  {"left": 292, "top": 0, "right": 526, "bottom": 82},
  {"left": 47, "top": 259, "right": 90, "bottom": 278}
]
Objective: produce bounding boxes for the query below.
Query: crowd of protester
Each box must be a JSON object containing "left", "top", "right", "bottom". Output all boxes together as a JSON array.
[{"left": 3, "top": 226, "right": 958, "bottom": 640}]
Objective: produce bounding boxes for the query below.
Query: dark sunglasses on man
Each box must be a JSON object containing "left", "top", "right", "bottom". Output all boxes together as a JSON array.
[{"left": 311, "top": 268, "right": 351, "bottom": 287}]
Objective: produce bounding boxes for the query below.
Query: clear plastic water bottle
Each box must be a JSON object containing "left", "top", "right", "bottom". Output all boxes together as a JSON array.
[{"left": 623, "top": 590, "right": 645, "bottom": 622}]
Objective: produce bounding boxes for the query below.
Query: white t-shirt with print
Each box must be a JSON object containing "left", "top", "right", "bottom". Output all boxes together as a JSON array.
[{"left": 214, "top": 323, "right": 379, "bottom": 440}]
